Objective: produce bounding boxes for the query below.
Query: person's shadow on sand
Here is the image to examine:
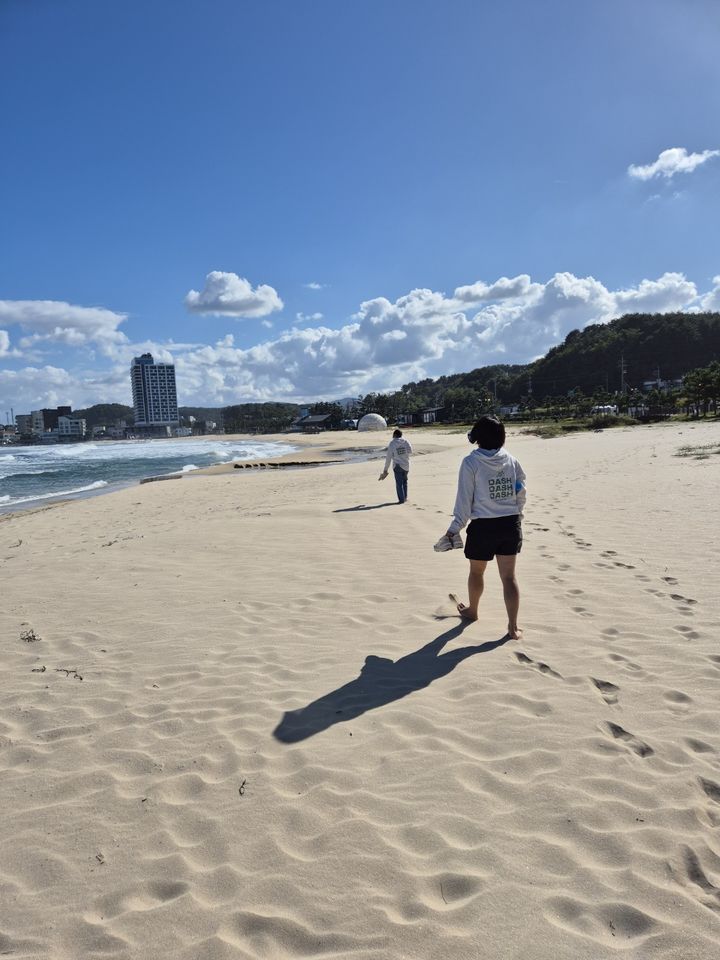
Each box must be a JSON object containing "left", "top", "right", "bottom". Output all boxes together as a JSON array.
[
  {"left": 333, "top": 502, "right": 398, "bottom": 512},
  {"left": 273, "top": 624, "right": 510, "bottom": 743}
]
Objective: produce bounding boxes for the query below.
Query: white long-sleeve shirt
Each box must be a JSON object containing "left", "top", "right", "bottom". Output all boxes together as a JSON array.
[
  {"left": 384, "top": 436, "right": 413, "bottom": 472},
  {"left": 448, "top": 447, "right": 526, "bottom": 535}
]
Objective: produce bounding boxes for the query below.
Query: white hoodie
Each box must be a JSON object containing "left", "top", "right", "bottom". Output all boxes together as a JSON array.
[
  {"left": 384, "top": 436, "right": 413, "bottom": 472},
  {"left": 448, "top": 447, "right": 526, "bottom": 534}
]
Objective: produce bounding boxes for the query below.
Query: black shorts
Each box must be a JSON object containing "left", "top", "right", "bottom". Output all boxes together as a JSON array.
[{"left": 464, "top": 515, "right": 522, "bottom": 561}]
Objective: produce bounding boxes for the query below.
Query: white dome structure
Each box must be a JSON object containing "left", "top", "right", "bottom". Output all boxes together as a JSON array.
[{"left": 357, "top": 413, "right": 388, "bottom": 432}]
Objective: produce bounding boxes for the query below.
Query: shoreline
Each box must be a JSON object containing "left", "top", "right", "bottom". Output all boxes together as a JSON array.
[
  {"left": 0, "top": 429, "right": 450, "bottom": 519},
  {"left": 0, "top": 418, "right": 704, "bottom": 520},
  {"left": 0, "top": 435, "right": 307, "bottom": 519}
]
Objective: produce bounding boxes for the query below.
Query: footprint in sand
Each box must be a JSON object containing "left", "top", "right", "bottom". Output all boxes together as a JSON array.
[
  {"left": 670, "top": 593, "right": 698, "bottom": 605},
  {"left": 662, "top": 576, "right": 679, "bottom": 585},
  {"left": 682, "top": 846, "right": 720, "bottom": 910},
  {"left": 663, "top": 690, "right": 692, "bottom": 711},
  {"left": 591, "top": 678, "right": 619, "bottom": 705},
  {"left": 674, "top": 625, "right": 701, "bottom": 639},
  {"left": 698, "top": 778, "right": 720, "bottom": 803},
  {"left": 603, "top": 722, "right": 654, "bottom": 758},
  {"left": 601, "top": 628, "right": 620, "bottom": 637},
  {"left": 514, "top": 651, "right": 563, "bottom": 680},
  {"left": 684, "top": 738, "right": 714, "bottom": 754},
  {"left": 545, "top": 895, "right": 657, "bottom": 943},
  {"left": 608, "top": 653, "right": 642, "bottom": 671},
  {"left": 572, "top": 606, "right": 593, "bottom": 619}
]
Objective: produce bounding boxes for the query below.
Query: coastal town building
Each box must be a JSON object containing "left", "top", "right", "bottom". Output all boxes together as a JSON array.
[
  {"left": 31, "top": 406, "right": 71, "bottom": 434},
  {"left": 15, "top": 414, "right": 33, "bottom": 436},
  {"left": 58, "top": 416, "right": 87, "bottom": 438},
  {"left": 92, "top": 422, "right": 127, "bottom": 440},
  {"left": 130, "top": 353, "right": 179, "bottom": 433}
]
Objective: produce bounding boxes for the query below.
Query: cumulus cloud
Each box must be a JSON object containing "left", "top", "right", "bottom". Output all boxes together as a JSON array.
[
  {"left": 0, "top": 299, "right": 128, "bottom": 355},
  {"left": 0, "top": 364, "right": 76, "bottom": 409},
  {"left": 296, "top": 312, "right": 324, "bottom": 323},
  {"left": 1, "top": 270, "right": 713, "bottom": 410},
  {"left": 454, "top": 275, "right": 535, "bottom": 303},
  {"left": 185, "top": 271, "right": 283, "bottom": 318},
  {"left": 303, "top": 281, "right": 325, "bottom": 290},
  {"left": 169, "top": 270, "right": 706, "bottom": 404},
  {"left": 698, "top": 276, "right": 720, "bottom": 312},
  {"left": 628, "top": 147, "right": 720, "bottom": 181}
]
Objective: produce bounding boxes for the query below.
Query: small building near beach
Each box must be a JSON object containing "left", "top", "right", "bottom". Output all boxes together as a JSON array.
[
  {"left": 397, "top": 406, "right": 445, "bottom": 426},
  {"left": 292, "top": 414, "right": 332, "bottom": 433}
]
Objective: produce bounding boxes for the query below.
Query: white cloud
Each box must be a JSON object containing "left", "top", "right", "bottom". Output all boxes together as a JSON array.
[
  {"left": 698, "top": 276, "right": 720, "bottom": 312},
  {"left": 185, "top": 271, "right": 283, "bottom": 318},
  {"left": 303, "top": 282, "right": 325, "bottom": 290},
  {"left": 613, "top": 272, "right": 696, "bottom": 313},
  {"left": 296, "top": 312, "right": 324, "bottom": 323},
  {"left": 628, "top": 147, "right": 720, "bottom": 181},
  {"left": 454, "top": 275, "right": 534, "bottom": 303},
  {"left": 1, "top": 270, "right": 713, "bottom": 410},
  {"left": 169, "top": 270, "right": 706, "bottom": 404},
  {"left": 0, "top": 365, "right": 76, "bottom": 409},
  {"left": 0, "top": 299, "right": 128, "bottom": 355}
]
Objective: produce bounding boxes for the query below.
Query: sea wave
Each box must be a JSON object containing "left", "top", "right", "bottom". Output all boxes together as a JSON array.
[
  {"left": 1, "top": 480, "right": 109, "bottom": 506},
  {"left": 0, "top": 468, "right": 62, "bottom": 480},
  {"left": 0, "top": 438, "right": 298, "bottom": 511},
  {"left": 0, "top": 454, "right": 17, "bottom": 462}
]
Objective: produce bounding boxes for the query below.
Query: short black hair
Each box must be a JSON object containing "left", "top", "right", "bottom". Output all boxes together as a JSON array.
[
  {"left": 393, "top": 428, "right": 402, "bottom": 438},
  {"left": 469, "top": 416, "right": 505, "bottom": 449}
]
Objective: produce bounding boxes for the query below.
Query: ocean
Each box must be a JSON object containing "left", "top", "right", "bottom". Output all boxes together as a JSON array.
[{"left": 0, "top": 437, "right": 298, "bottom": 513}]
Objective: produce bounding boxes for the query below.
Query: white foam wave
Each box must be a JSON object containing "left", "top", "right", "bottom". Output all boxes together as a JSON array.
[
  {"left": 6, "top": 438, "right": 298, "bottom": 465},
  {"left": 0, "top": 454, "right": 17, "bottom": 462},
  {"left": 2, "top": 480, "right": 109, "bottom": 506},
  {"left": 181, "top": 464, "right": 198, "bottom": 472}
]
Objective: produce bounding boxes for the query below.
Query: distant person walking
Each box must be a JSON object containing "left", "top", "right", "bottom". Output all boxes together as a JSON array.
[
  {"left": 439, "top": 416, "right": 526, "bottom": 638},
  {"left": 379, "top": 429, "right": 413, "bottom": 503}
]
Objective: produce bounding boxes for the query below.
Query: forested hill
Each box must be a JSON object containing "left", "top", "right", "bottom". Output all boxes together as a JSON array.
[{"left": 517, "top": 312, "right": 720, "bottom": 399}]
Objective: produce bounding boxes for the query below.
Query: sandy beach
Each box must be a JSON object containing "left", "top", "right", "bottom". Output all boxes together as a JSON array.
[{"left": 1, "top": 420, "right": 719, "bottom": 959}]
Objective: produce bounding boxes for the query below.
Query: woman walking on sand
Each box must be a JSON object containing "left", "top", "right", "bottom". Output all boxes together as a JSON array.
[{"left": 439, "top": 416, "right": 526, "bottom": 638}]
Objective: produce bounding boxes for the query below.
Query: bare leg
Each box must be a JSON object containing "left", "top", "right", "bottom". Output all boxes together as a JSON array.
[
  {"left": 451, "top": 559, "right": 487, "bottom": 621},
  {"left": 496, "top": 554, "right": 521, "bottom": 639}
]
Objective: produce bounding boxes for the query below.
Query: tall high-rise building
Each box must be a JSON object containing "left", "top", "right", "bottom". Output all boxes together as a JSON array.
[{"left": 130, "top": 353, "right": 179, "bottom": 426}]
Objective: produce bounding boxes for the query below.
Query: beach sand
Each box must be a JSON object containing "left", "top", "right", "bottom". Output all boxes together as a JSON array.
[{"left": 1, "top": 421, "right": 719, "bottom": 959}]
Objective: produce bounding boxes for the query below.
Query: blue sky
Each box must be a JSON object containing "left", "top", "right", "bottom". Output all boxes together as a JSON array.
[{"left": 1, "top": 0, "right": 719, "bottom": 412}]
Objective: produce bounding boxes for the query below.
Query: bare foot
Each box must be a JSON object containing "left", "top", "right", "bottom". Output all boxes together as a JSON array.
[
  {"left": 449, "top": 593, "right": 478, "bottom": 622},
  {"left": 507, "top": 625, "right": 523, "bottom": 640}
]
